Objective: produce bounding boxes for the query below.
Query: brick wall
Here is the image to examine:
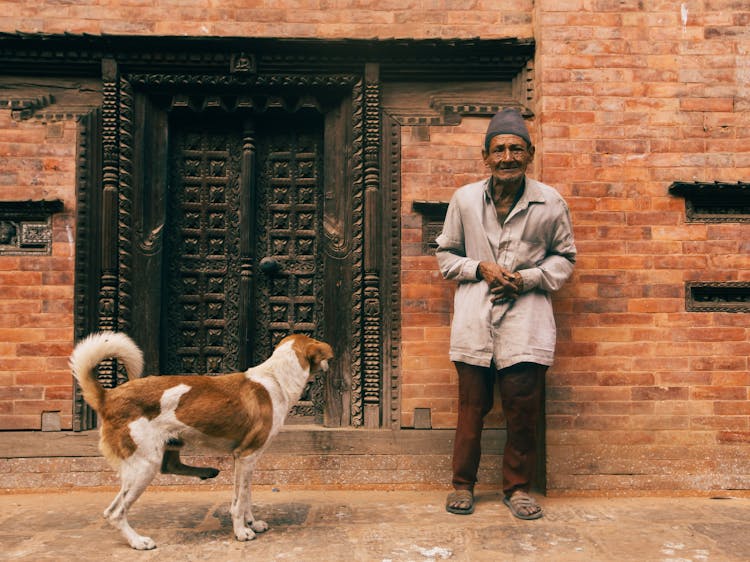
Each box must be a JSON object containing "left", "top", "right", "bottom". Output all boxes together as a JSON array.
[
  {"left": 1, "top": 0, "right": 749, "bottom": 493},
  {"left": 0, "top": 112, "right": 77, "bottom": 430},
  {"left": 535, "top": 0, "right": 750, "bottom": 492},
  {"left": 400, "top": 0, "right": 750, "bottom": 493},
  {"left": 0, "top": 0, "right": 534, "bottom": 39}
]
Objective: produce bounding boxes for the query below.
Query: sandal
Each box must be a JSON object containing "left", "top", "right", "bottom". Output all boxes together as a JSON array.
[
  {"left": 446, "top": 489, "right": 474, "bottom": 515},
  {"left": 503, "top": 491, "right": 543, "bottom": 520}
]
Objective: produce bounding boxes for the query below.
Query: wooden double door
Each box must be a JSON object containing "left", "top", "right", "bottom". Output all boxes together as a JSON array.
[{"left": 126, "top": 106, "right": 345, "bottom": 426}]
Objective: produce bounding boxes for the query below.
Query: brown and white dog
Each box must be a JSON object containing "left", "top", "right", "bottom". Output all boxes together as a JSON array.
[{"left": 70, "top": 331, "right": 333, "bottom": 550}]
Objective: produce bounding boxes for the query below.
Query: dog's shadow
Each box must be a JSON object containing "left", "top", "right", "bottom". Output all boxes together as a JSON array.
[
  {"left": 217, "top": 503, "right": 310, "bottom": 529},
  {"left": 171, "top": 502, "right": 310, "bottom": 544}
]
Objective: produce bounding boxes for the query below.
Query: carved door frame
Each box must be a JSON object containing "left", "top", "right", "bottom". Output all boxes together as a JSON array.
[{"left": 74, "top": 57, "right": 393, "bottom": 430}]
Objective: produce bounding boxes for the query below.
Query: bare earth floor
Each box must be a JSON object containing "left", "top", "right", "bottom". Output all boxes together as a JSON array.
[{"left": 1, "top": 488, "right": 749, "bottom": 561}]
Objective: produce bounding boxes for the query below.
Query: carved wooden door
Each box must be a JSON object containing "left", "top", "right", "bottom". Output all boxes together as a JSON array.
[{"left": 163, "top": 110, "right": 325, "bottom": 422}]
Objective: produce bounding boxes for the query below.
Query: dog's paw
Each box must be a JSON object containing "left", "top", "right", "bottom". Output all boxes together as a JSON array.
[
  {"left": 234, "top": 527, "right": 257, "bottom": 542},
  {"left": 250, "top": 519, "right": 268, "bottom": 533},
  {"left": 129, "top": 535, "right": 156, "bottom": 550}
]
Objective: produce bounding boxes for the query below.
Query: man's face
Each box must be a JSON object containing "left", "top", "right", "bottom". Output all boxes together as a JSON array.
[{"left": 482, "top": 134, "right": 534, "bottom": 187}]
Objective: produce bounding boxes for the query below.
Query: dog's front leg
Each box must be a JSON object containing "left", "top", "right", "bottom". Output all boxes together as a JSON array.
[{"left": 230, "top": 451, "right": 268, "bottom": 541}]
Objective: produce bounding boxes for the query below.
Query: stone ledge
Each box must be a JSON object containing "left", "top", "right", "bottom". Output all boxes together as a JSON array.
[
  {"left": 0, "top": 427, "right": 505, "bottom": 458},
  {"left": 0, "top": 428, "right": 506, "bottom": 490}
]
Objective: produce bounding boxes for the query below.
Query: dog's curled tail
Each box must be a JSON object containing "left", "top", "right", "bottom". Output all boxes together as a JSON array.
[{"left": 69, "top": 331, "right": 144, "bottom": 412}]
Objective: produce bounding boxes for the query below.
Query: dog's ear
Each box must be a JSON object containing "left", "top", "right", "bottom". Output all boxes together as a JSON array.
[{"left": 306, "top": 341, "right": 333, "bottom": 372}]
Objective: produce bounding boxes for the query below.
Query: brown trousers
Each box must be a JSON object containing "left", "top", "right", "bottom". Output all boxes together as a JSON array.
[{"left": 451, "top": 361, "right": 547, "bottom": 497}]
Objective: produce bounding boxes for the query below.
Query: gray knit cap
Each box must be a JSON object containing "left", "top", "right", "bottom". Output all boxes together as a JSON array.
[{"left": 484, "top": 108, "right": 531, "bottom": 150}]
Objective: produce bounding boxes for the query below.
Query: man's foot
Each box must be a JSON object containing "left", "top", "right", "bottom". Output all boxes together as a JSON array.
[
  {"left": 503, "top": 490, "right": 543, "bottom": 520},
  {"left": 446, "top": 489, "right": 474, "bottom": 515}
]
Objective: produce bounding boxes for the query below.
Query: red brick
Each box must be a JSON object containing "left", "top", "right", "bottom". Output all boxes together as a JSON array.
[
  {"left": 715, "top": 402, "right": 750, "bottom": 416},
  {"left": 631, "top": 387, "right": 689, "bottom": 401},
  {"left": 680, "top": 98, "right": 734, "bottom": 112},
  {"left": 717, "top": 432, "right": 750, "bottom": 444},
  {"left": 691, "top": 386, "right": 747, "bottom": 401}
]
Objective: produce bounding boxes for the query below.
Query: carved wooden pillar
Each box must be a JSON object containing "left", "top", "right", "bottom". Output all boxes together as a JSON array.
[
  {"left": 239, "top": 117, "right": 257, "bottom": 369},
  {"left": 363, "top": 63, "right": 382, "bottom": 428},
  {"left": 97, "top": 57, "right": 119, "bottom": 388},
  {"left": 73, "top": 108, "right": 102, "bottom": 430}
]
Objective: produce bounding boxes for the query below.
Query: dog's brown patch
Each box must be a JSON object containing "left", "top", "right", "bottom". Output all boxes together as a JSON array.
[
  {"left": 98, "top": 378, "right": 168, "bottom": 462},
  {"left": 172, "top": 373, "right": 274, "bottom": 454},
  {"left": 96, "top": 373, "right": 274, "bottom": 461}
]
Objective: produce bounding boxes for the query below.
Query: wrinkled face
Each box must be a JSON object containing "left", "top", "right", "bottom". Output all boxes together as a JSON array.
[{"left": 482, "top": 134, "right": 534, "bottom": 187}]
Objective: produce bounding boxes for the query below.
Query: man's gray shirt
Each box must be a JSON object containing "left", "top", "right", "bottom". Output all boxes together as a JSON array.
[{"left": 435, "top": 177, "right": 576, "bottom": 369}]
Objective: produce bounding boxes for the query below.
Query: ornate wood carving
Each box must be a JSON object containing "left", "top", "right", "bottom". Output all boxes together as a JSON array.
[
  {"left": 349, "top": 77, "right": 365, "bottom": 427},
  {"left": 163, "top": 121, "right": 243, "bottom": 375},
  {"left": 116, "top": 76, "right": 135, "bottom": 366},
  {"left": 382, "top": 112, "right": 402, "bottom": 428},
  {"left": 127, "top": 74, "right": 358, "bottom": 90},
  {"left": 253, "top": 117, "right": 327, "bottom": 421},
  {"left": 97, "top": 58, "right": 120, "bottom": 389},
  {"left": 239, "top": 119, "right": 257, "bottom": 370},
  {"left": 111, "top": 73, "right": 344, "bottom": 424},
  {"left": 362, "top": 64, "right": 382, "bottom": 428},
  {"left": 73, "top": 108, "right": 101, "bottom": 430}
]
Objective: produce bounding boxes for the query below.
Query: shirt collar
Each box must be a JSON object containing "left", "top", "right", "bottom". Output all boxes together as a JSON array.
[{"left": 482, "top": 176, "right": 546, "bottom": 207}]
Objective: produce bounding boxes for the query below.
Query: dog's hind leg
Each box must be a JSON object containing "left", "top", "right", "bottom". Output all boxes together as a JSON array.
[
  {"left": 230, "top": 450, "right": 268, "bottom": 541},
  {"left": 104, "top": 456, "right": 159, "bottom": 550},
  {"left": 160, "top": 440, "right": 220, "bottom": 479}
]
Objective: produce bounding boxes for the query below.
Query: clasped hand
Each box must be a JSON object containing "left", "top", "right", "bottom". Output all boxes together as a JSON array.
[{"left": 477, "top": 262, "right": 522, "bottom": 303}]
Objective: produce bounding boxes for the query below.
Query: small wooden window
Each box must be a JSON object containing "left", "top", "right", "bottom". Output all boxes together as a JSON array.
[
  {"left": 669, "top": 181, "right": 750, "bottom": 223},
  {"left": 412, "top": 200, "right": 448, "bottom": 255},
  {"left": 686, "top": 282, "right": 750, "bottom": 313},
  {"left": 0, "top": 200, "right": 63, "bottom": 255}
]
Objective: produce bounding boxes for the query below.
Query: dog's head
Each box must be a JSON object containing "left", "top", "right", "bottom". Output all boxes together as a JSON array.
[{"left": 281, "top": 334, "right": 334, "bottom": 375}]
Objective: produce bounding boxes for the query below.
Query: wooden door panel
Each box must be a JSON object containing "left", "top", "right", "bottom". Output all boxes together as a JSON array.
[
  {"left": 163, "top": 118, "right": 243, "bottom": 374},
  {"left": 161, "top": 110, "right": 325, "bottom": 422}
]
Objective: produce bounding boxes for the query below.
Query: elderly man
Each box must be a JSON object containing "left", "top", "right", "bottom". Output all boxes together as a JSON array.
[{"left": 436, "top": 108, "right": 576, "bottom": 519}]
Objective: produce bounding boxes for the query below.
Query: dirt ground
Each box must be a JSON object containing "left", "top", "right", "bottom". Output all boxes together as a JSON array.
[{"left": 2, "top": 488, "right": 750, "bottom": 561}]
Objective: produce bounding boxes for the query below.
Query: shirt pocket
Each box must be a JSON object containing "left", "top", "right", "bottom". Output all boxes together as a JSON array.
[{"left": 517, "top": 237, "right": 548, "bottom": 268}]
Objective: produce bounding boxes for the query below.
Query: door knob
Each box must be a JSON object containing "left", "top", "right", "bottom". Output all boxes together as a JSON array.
[{"left": 259, "top": 256, "right": 283, "bottom": 276}]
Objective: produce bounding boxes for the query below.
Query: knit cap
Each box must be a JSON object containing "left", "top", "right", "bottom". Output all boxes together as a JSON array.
[{"left": 484, "top": 108, "right": 531, "bottom": 150}]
